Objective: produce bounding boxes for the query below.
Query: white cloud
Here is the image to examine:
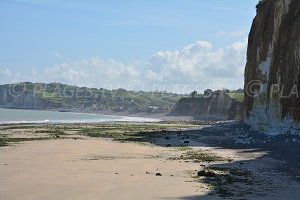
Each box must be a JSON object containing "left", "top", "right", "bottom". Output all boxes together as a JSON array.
[
  {"left": 41, "top": 57, "right": 140, "bottom": 88},
  {"left": 2, "top": 39, "right": 247, "bottom": 93},
  {"left": 53, "top": 51, "right": 67, "bottom": 61},
  {"left": 0, "top": 68, "right": 24, "bottom": 84},
  {"left": 0, "top": 68, "right": 12, "bottom": 77},
  {"left": 144, "top": 40, "right": 247, "bottom": 91}
]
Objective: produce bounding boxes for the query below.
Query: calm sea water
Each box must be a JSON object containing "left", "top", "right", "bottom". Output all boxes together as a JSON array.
[{"left": 0, "top": 108, "right": 159, "bottom": 124}]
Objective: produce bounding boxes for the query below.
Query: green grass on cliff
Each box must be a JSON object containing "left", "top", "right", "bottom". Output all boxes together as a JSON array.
[
  {"left": 1, "top": 82, "right": 183, "bottom": 111},
  {"left": 226, "top": 93, "right": 244, "bottom": 102}
]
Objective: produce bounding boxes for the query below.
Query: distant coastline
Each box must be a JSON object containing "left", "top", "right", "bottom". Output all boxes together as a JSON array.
[
  {"left": 0, "top": 108, "right": 166, "bottom": 125},
  {"left": 0, "top": 106, "right": 195, "bottom": 121}
]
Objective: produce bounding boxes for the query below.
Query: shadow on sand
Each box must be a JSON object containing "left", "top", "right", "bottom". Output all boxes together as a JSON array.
[{"left": 116, "top": 121, "right": 300, "bottom": 199}]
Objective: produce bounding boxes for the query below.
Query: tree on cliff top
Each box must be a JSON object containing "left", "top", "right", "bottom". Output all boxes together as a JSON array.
[{"left": 190, "top": 91, "right": 197, "bottom": 98}]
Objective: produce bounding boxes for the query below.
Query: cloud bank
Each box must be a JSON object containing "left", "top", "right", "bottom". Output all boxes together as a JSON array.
[{"left": 0, "top": 39, "right": 247, "bottom": 93}]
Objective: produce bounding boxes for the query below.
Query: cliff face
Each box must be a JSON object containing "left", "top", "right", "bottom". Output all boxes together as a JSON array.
[
  {"left": 0, "top": 85, "right": 60, "bottom": 109},
  {"left": 170, "top": 93, "right": 243, "bottom": 120},
  {"left": 244, "top": 0, "right": 300, "bottom": 134}
]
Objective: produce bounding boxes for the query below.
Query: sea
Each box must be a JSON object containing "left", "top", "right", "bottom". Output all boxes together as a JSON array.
[{"left": 0, "top": 108, "right": 160, "bottom": 124}]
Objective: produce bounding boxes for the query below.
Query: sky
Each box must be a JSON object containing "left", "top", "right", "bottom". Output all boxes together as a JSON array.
[{"left": 0, "top": 0, "right": 258, "bottom": 93}]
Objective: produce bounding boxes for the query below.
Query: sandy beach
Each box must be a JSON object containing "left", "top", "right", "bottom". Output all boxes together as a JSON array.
[
  {"left": 0, "top": 139, "right": 203, "bottom": 200},
  {"left": 1, "top": 121, "right": 300, "bottom": 200}
]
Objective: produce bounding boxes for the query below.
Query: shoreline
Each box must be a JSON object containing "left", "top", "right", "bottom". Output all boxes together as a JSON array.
[
  {"left": 1, "top": 121, "right": 300, "bottom": 199},
  {"left": 0, "top": 107, "right": 196, "bottom": 125},
  {"left": 1, "top": 117, "right": 300, "bottom": 200}
]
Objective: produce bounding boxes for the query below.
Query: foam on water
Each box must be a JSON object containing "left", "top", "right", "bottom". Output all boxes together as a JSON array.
[{"left": 0, "top": 108, "right": 160, "bottom": 124}]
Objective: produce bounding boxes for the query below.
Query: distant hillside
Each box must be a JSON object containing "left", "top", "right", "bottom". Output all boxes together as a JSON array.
[{"left": 0, "top": 82, "right": 183, "bottom": 113}]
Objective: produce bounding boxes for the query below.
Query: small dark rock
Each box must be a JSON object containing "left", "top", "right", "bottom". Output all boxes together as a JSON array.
[
  {"left": 156, "top": 173, "right": 162, "bottom": 176},
  {"left": 197, "top": 170, "right": 216, "bottom": 177},
  {"left": 165, "top": 136, "right": 170, "bottom": 140},
  {"left": 145, "top": 171, "right": 150, "bottom": 174},
  {"left": 166, "top": 144, "right": 171, "bottom": 147}
]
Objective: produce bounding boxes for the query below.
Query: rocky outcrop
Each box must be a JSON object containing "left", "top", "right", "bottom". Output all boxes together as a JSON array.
[
  {"left": 0, "top": 84, "right": 61, "bottom": 109},
  {"left": 244, "top": 0, "right": 300, "bottom": 134},
  {"left": 170, "top": 93, "right": 243, "bottom": 120}
]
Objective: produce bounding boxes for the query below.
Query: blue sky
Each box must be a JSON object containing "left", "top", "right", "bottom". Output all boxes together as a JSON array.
[{"left": 0, "top": 0, "right": 258, "bottom": 92}]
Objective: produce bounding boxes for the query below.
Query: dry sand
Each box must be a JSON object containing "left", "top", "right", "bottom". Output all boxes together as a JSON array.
[
  {"left": 1, "top": 123, "right": 300, "bottom": 200},
  {"left": 0, "top": 139, "right": 207, "bottom": 200}
]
